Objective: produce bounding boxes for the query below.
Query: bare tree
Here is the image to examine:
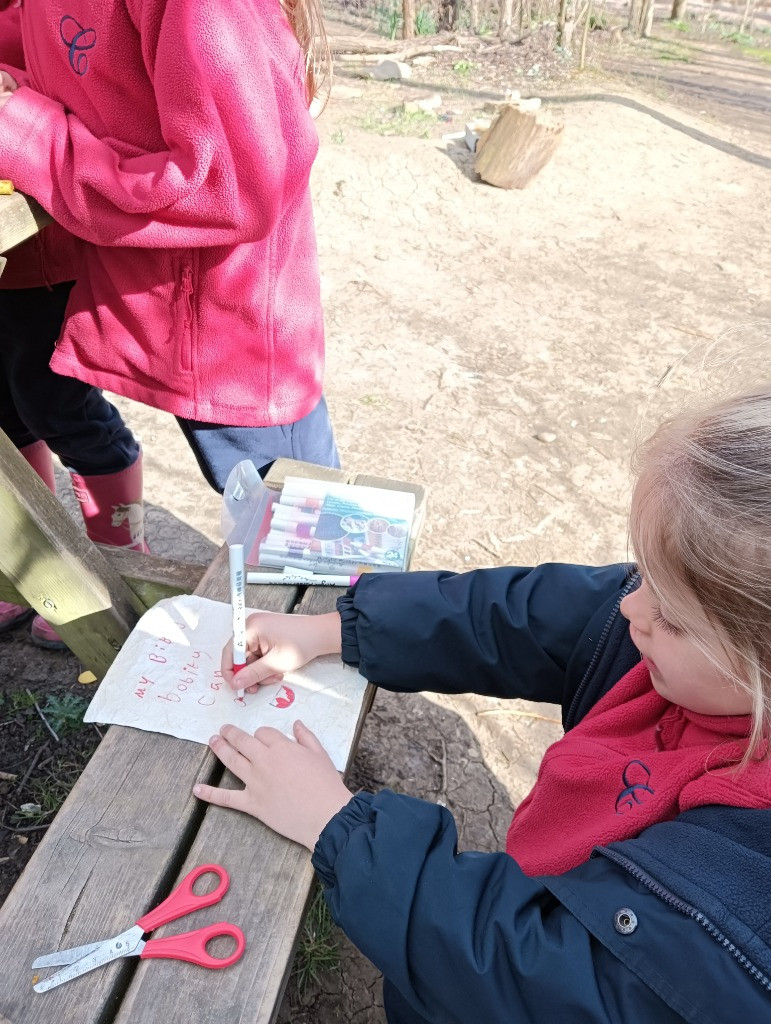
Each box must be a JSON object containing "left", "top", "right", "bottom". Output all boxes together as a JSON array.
[
  {"left": 670, "top": 0, "right": 687, "bottom": 20},
  {"left": 499, "top": 0, "right": 516, "bottom": 39},
  {"left": 739, "top": 0, "right": 756, "bottom": 35},
  {"left": 403, "top": 0, "right": 415, "bottom": 38},
  {"left": 469, "top": 0, "right": 480, "bottom": 33},
  {"left": 558, "top": 0, "right": 577, "bottom": 47},
  {"left": 641, "top": 0, "right": 655, "bottom": 35},
  {"left": 579, "top": 0, "right": 593, "bottom": 68}
]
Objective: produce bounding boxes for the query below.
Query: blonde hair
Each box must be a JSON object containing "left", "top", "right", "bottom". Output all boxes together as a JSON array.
[
  {"left": 281, "top": 0, "right": 330, "bottom": 106},
  {"left": 629, "top": 387, "right": 771, "bottom": 765}
]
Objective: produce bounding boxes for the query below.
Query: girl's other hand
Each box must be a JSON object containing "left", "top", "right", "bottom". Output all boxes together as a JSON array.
[
  {"left": 220, "top": 611, "right": 342, "bottom": 694},
  {"left": 194, "top": 720, "right": 352, "bottom": 850},
  {"left": 0, "top": 71, "right": 18, "bottom": 112}
]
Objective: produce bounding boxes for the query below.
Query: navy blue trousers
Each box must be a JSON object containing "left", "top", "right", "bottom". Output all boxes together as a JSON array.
[{"left": 0, "top": 282, "right": 340, "bottom": 491}]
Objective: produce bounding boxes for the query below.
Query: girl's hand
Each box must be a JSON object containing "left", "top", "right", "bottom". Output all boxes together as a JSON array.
[
  {"left": 0, "top": 71, "right": 18, "bottom": 112},
  {"left": 220, "top": 611, "right": 342, "bottom": 694},
  {"left": 193, "top": 720, "right": 352, "bottom": 850}
]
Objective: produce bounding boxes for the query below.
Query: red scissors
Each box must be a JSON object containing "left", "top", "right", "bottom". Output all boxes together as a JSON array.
[{"left": 32, "top": 863, "right": 245, "bottom": 993}]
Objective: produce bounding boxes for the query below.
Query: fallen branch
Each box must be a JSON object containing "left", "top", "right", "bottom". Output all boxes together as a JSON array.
[
  {"left": 331, "top": 32, "right": 459, "bottom": 58},
  {"left": 27, "top": 689, "right": 60, "bottom": 744},
  {"left": 476, "top": 708, "right": 562, "bottom": 725}
]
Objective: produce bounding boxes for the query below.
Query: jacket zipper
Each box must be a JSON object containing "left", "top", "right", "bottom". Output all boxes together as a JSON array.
[
  {"left": 564, "top": 570, "right": 640, "bottom": 730},
  {"left": 596, "top": 845, "right": 771, "bottom": 994},
  {"left": 180, "top": 265, "right": 194, "bottom": 373}
]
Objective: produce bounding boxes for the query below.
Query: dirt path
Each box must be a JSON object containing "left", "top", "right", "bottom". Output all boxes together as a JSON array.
[
  {"left": 1, "top": 26, "right": 769, "bottom": 1024},
  {"left": 602, "top": 30, "right": 771, "bottom": 138}
]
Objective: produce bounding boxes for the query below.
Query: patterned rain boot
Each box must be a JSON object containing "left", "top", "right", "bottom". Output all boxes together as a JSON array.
[
  {"left": 0, "top": 441, "right": 66, "bottom": 648},
  {"left": 69, "top": 451, "right": 150, "bottom": 553}
]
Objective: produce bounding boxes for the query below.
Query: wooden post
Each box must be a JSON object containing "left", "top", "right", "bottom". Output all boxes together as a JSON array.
[
  {"left": 0, "top": 430, "right": 144, "bottom": 676},
  {"left": 0, "top": 192, "right": 51, "bottom": 254}
]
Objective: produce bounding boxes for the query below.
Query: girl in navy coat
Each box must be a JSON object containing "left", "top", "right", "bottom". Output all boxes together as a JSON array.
[{"left": 196, "top": 387, "right": 771, "bottom": 1023}]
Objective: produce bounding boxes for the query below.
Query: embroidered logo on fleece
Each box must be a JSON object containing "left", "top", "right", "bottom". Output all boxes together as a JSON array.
[
  {"left": 615, "top": 759, "right": 655, "bottom": 814},
  {"left": 59, "top": 16, "right": 96, "bottom": 76}
]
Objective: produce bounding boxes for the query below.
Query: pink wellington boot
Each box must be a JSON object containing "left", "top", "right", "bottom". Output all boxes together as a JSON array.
[
  {"left": 0, "top": 442, "right": 65, "bottom": 648},
  {"left": 69, "top": 451, "right": 150, "bottom": 553}
]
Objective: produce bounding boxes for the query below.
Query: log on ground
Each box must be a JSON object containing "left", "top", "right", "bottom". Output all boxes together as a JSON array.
[{"left": 474, "top": 105, "right": 564, "bottom": 189}]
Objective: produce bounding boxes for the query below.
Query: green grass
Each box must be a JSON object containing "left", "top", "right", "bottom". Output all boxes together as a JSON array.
[
  {"left": 415, "top": 5, "right": 437, "bottom": 34},
  {"left": 655, "top": 45, "right": 693, "bottom": 62},
  {"left": 739, "top": 45, "right": 771, "bottom": 64},
  {"left": 357, "top": 108, "right": 437, "bottom": 138},
  {"left": 6, "top": 689, "right": 38, "bottom": 713},
  {"left": 292, "top": 885, "right": 340, "bottom": 997},
  {"left": 452, "top": 59, "right": 478, "bottom": 77}
]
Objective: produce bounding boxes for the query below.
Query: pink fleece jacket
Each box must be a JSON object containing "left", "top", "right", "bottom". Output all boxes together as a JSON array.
[
  {"left": 0, "top": 0, "right": 323, "bottom": 426},
  {"left": 0, "top": 3, "right": 82, "bottom": 289},
  {"left": 507, "top": 661, "right": 771, "bottom": 876}
]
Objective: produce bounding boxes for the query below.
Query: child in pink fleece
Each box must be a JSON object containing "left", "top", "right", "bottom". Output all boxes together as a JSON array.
[
  {"left": 0, "top": 0, "right": 338, "bottom": 494},
  {"left": 0, "top": 2, "right": 145, "bottom": 650}
]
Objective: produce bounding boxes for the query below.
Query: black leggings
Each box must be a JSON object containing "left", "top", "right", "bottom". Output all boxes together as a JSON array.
[{"left": 0, "top": 282, "right": 138, "bottom": 475}]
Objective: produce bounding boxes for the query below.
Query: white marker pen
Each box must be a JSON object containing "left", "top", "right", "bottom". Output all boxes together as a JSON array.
[{"left": 228, "top": 542, "right": 247, "bottom": 698}]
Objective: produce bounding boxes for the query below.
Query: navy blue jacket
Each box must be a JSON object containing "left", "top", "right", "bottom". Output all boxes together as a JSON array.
[{"left": 311, "top": 564, "right": 771, "bottom": 1023}]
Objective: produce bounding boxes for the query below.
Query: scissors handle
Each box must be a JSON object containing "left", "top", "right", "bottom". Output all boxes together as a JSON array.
[
  {"left": 141, "top": 922, "right": 246, "bottom": 969},
  {"left": 136, "top": 864, "right": 230, "bottom": 933}
]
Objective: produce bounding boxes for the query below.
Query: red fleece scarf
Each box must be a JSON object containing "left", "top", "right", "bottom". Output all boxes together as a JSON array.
[{"left": 507, "top": 661, "right": 771, "bottom": 876}]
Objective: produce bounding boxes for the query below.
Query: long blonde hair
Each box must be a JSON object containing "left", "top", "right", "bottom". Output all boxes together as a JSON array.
[
  {"left": 281, "top": 0, "right": 330, "bottom": 105},
  {"left": 629, "top": 387, "right": 771, "bottom": 765}
]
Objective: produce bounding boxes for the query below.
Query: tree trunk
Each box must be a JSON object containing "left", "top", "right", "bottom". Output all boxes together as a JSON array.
[
  {"left": 402, "top": 0, "right": 415, "bottom": 38},
  {"left": 627, "top": 0, "right": 640, "bottom": 32},
  {"left": 558, "top": 0, "right": 569, "bottom": 41},
  {"left": 579, "top": 0, "right": 593, "bottom": 68},
  {"left": 499, "top": 0, "right": 515, "bottom": 40},
  {"left": 470, "top": 0, "right": 480, "bottom": 32},
  {"left": 670, "top": 0, "right": 687, "bottom": 19},
  {"left": 641, "top": 0, "right": 655, "bottom": 36},
  {"left": 739, "top": 0, "right": 755, "bottom": 35}
]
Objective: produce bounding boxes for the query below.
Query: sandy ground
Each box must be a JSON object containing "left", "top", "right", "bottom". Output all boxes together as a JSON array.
[{"left": 2, "top": 25, "right": 770, "bottom": 1022}]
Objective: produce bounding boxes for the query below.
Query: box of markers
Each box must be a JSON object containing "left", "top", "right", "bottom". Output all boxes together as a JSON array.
[{"left": 249, "top": 476, "right": 416, "bottom": 574}]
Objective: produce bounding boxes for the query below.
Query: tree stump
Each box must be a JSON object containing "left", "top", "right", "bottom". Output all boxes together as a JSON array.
[{"left": 475, "top": 105, "right": 564, "bottom": 190}]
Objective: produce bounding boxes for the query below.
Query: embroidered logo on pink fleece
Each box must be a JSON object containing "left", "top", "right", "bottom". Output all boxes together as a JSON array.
[
  {"left": 615, "top": 759, "right": 655, "bottom": 814},
  {"left": 59, "top": 15, "right": 96, "bottom": 76}
]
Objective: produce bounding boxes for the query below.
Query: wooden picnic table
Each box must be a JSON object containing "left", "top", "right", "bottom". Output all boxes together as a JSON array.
[
  {"left": 0, "top": 193, "right": 428, "bottom": 1023},
  {"left": 0, "top": 457, "right": 425, "bottom": 1023}
]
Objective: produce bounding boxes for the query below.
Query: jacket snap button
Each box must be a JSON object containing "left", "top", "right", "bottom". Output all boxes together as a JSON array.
[{"left": 613, "top": 908, "right": 638, "bottom": 935}]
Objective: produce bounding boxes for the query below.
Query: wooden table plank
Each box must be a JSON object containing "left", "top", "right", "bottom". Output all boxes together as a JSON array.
[
  {"left": 0, "top": 192, "right": 51, "bottom": 254},
  {"left": 115, "top": 464, "right": 426, "bottom": 1024}
]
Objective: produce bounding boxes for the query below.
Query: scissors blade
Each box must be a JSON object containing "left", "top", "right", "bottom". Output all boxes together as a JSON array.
[
  {"left": 32, "top": 940, "right": 105, "bottom": 969},
  {"left": 33, "top": 925, "right": 144, "bottom": 993}
]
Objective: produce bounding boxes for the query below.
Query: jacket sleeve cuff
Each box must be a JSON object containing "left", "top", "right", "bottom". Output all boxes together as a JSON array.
[
  {"left": 311, "top": 791, "right": 374, "bottom": 883},
  {"left": 336, "top": 588, "right": 362, "bottom": 668}
]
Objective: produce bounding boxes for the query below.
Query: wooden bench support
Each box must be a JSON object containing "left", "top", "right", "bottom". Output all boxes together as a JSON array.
[{"left": 0, "top": 429, "right": 144, "bottom": 677}]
